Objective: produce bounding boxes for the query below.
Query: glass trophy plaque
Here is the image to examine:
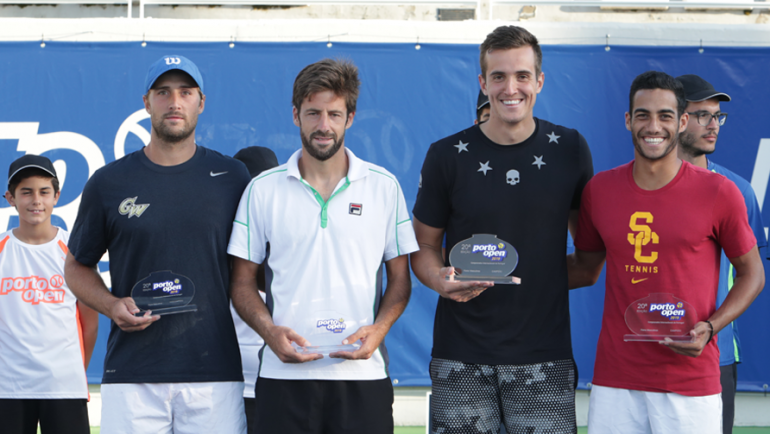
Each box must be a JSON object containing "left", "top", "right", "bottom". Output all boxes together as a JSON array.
[
  {"left": 131, "top": 270, "right": 198, "bottom": 316},
  {"left": 294, "top": 310, "right": 367, "bottom": 355},
  {"left": 444, "top": 234, "right": 521, "bottom": 284},
  {"left": 624, "top": 293, "right": 696, "bottom": 342},
  {"left": 293, "top": 342, "right": 361, "bottom": 356}
]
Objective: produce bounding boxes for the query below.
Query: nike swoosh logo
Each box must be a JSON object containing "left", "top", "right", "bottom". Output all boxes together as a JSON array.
[
  {"left": 210, "top": 171, "right": 228, "bottom": 177},
  {"left": 631, "top": 278, "right": 648, "bottom": 284}
]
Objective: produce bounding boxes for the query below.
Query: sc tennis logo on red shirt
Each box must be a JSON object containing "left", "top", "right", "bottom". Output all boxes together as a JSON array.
[
  {"left": 0, "top": 275, "right": 66, "bottom": 305},
  {"left": 627, "top": 212, "right": 659, "bottom": 264}
]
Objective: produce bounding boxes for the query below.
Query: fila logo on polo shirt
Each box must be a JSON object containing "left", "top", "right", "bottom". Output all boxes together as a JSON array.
[
  {"left": 165, "top": 57, "right": 181, "bottom": 65},
  {"left": 119, "top": 197, "right": 150, "bottom": 218},
  {"left": 349, "top": 203, "right": 362, "bottom": 216},
  {"left": 1, "top": 275, "right": 66, "bottom": 305}
]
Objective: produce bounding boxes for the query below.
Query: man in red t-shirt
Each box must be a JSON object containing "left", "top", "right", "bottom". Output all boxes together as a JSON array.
[{"left": 568, "top": 71, "right": 764, "bottom": 434}]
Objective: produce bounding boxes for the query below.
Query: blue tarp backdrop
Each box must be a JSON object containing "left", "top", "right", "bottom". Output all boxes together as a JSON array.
[{"left": 1, "top": 41, "right": 768, "bottom": 391}]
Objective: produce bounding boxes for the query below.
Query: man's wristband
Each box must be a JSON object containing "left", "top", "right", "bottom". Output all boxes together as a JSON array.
[{"left": 704, "top": 320, "right": 714, "bottom": 344}]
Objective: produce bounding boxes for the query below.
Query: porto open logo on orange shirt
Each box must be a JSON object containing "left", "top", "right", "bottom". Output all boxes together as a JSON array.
[{"left": 0, "top": 275, "right": 66, "bottom": 305}]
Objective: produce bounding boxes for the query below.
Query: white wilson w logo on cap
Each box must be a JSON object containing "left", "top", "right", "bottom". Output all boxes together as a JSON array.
[{"left": 164, "top": 57, "right": 181, "bottom": 65}]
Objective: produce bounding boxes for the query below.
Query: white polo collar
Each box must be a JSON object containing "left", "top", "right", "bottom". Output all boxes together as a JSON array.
[{"left": 286, "top": 147, "right": 369, "bottom": 182}]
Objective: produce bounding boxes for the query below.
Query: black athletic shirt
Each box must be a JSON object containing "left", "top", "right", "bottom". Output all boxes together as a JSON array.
[
  {"left": 413, "top": 119, "right": 593, "bottom": 365},
  {"left": 69, "top": 146, "right": 250, "bottom": 384}
]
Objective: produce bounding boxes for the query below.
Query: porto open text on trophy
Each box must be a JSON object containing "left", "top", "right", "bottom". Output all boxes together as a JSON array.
[
  {"left": 445, "top": 234, "right": 521, "bottom": 284},
  {"left": 624, "top": 293, "right": 697, "bottom": 342},
  {"left": 131, "top": 270, "right": 198, "bottom": 316}
]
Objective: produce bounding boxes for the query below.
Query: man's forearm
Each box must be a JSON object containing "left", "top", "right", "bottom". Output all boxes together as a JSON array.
[
  {"left": 708, "top": 247, "right": 764, "bottom": 333},
  {"left": 409, "top": 246, "right": 444, "bottom": 293},
  {"left": 64, "top": 253, "right": 118, "bottom": 317},
  {"left": 566, "top": 250, "right": 606, "bottom": 290},
  {"left": 231, "top": 263, "right": 275, "bottom": 338},
  {"left": 373, "top": 257, "right": 412, "bottom": 331}
]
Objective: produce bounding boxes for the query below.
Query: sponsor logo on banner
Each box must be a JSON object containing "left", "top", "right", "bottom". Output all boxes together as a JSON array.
[
  {"left": 317, "top": 318, "right": 347, "bottom": 333},
  {"left": 0, "top": 275, "right": 66, "bottom": 305}
]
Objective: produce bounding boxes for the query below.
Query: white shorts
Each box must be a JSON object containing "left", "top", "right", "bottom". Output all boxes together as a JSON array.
[
  {"left": 587, "top": 385, "right": 721, "bottom": 434},
  {"left": 101, "top": 382, "right": 246, "bottom": 434}
]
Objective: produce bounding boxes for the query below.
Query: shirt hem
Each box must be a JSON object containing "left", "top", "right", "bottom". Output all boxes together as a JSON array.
[
  {"left": 259, "top": 371, "right": 388, "bottom": 381},
  {"left": 0, "top": 393, "right": 88, "bottom": 399},
  {"left": 431, "top": 348, "right": 574, "bottom": 366},
  {"left": 102, "top": 375, "right": 244, "bottom": 384},
  {"left": 592, "top": 378, "right": 721, "bottom": 397}
]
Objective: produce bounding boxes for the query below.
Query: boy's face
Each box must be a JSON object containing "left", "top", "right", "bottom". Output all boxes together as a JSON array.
[{"left": 5, "top": 176, "right": 59, "bottom": 227}]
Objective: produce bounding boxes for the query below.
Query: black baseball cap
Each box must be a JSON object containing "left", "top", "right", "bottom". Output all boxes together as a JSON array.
[
  {"left": 7, "top": 155, "right": 58, "bottom": 189},
  {"left": 233, "top": 146, "right": 279, "bottom": 178},
  {"left": 676, "top": 74, "right": 731, "bottom": 102},
  {"left": 477, "top": 90, "right": 490, "bottom": 110}
]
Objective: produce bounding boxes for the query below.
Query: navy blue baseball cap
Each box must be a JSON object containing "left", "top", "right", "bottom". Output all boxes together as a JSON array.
[{"left": 145, "top": 55, "right": 204, "bottom": 94}]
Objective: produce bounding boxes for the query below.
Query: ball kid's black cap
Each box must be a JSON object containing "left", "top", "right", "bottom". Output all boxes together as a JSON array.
[{"left": 7, "top": 154, "right": 58, "bottom": 189}]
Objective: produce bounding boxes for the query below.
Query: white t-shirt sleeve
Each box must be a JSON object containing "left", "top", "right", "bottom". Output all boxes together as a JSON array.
[
  {"left": 383, "top": 178, "right": 419, "bottom": 261},
  {"left": 228, "top": 180, "right": 268, "bottom": 264}
]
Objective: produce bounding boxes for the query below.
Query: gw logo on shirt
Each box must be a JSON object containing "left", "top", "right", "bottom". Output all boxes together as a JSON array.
[
  {"left": 627, "top": 212, "right": 659, "bottom": 264},
  {"left": 317, "top": 318, "right": 346, "bottom": 333},
  {"left": 119, "top": 197, "right": 150, "bottom": 218}
]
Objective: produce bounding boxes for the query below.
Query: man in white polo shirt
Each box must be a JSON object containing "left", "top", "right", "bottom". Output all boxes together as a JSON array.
[{"left": 228, "top": 58, "right": 418, "bottom": 434}]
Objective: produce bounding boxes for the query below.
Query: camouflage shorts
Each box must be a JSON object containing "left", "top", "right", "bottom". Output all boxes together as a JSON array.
[{"left": 429, "top": 358, "right": 576, "bottom": 434}]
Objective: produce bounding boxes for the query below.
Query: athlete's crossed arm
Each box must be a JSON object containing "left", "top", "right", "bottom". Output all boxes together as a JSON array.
[{"left": 64, "top": 252, "right": 158, "bottom": 333}]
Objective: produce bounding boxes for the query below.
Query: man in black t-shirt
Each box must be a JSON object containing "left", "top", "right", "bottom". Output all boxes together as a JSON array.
[
  {"left": 65, "top": 55, "right": 250, "bottom": 434},
  {"left": 411, "top": 26, "right": 593, "bottom": 434}
]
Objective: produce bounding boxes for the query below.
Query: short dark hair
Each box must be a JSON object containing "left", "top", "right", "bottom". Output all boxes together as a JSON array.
[
  {"left": 8, "top": 168, "right": 60, "bottom": 196},
  {"left": 292, "top": 58, "right": 360, "bottom": 115},
  {"left": 479, "top": 26, "right": 542, "bottom": 79},
  {"left": 628, "top": 71, "right": 687, "bottom": 117}
]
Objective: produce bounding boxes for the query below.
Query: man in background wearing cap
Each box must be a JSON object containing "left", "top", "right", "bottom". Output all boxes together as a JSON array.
[
  {"left": 230, "top": 146, "right": 279, "bottom": 434},
  {"left": 474, "top": 89, "right": 490, "bottom": 125},
  {"left": 0, "top": 155, "right": 98, "bottom": 434},
  {"left": 676, "top": 74, "right": 767, "bottom": 434},
  {"left": 65, "top": 55, "right": 251, "bottom": 434}
]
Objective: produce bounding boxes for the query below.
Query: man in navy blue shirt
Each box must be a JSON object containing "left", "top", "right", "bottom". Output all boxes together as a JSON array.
[
  {"left": 676, "top": 74, "right": 767, "bottom": 434},
  {"left": 65, "top": 55, "right": 250, "bottom": 434}
]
